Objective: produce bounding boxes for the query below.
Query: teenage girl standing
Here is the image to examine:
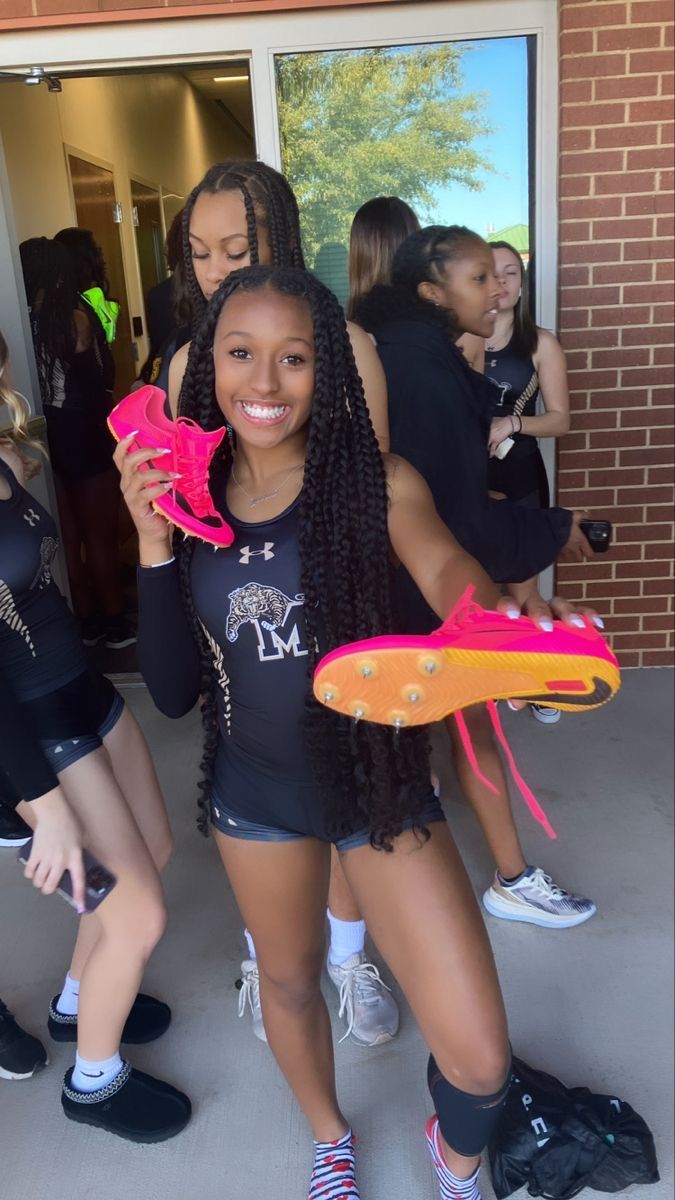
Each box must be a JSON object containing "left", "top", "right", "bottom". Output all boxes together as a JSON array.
[
  {"left": 165, "top": 160, "right": 398, "bottom": 1047},
  {"left": 119, "top": 264, "right": 594, "bottom": 1199},
  {"left": 353, "top": 226, "right": 597, "bottom": 929},
  {"left": 485, "top": 240, "right": 572, "bottom": 725},
  {"left": 0, "top": 329, "right": 189, "bottom": 1141}
]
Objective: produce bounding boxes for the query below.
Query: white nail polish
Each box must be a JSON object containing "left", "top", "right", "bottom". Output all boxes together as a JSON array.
[
  {"left": 506, "top": 609, "right": 520, "bottom": 620},
  {"left": 540, "top": 620, "right": 554, "bottom": 632},
  {"left": 592, "top": 616, "right": 605, "bottom": 629},
  {"left": 571, "top": 616, "right": 585, "bottom": 628}
]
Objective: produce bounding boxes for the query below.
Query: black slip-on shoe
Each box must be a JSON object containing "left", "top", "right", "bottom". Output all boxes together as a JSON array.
[
  {"left": 62, "top": 1062, "right": 191, "bottom": 1143},
  {"left": 0, "top": 1000, "right": 49, "bottom": 1080},
  {"left": 48, "top": 993, "right": 172, "bottom": 1045}
]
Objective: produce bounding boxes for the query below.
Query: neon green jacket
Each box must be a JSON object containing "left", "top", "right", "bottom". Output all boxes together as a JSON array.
[{"left": 80, "top": 287, "right": 120, "bottom": 345}]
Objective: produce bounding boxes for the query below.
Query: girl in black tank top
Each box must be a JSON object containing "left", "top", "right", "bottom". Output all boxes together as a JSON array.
[
  {"left": 123, "top": 264, "right": 550, "bottom": 1197},
  {"left": 485, "top": 242, "right": 571, "bottom": 507}
]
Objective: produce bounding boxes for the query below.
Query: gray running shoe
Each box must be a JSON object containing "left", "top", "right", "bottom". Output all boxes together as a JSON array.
[
  {"left": 327, "top": 952, "right": 399, "bottom": 1046},
  {"left": 483, "top": 866, "right": 596, "bottom": 928},
  {"left": 238, "top": 960, "right": 267, "bottom": 1043},
  {"left": 530, "top": 703, "right": 562, "bottom": 724}
]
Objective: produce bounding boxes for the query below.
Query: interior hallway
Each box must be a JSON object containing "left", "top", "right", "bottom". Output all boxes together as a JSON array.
[{"left": 1, "top": 668, "right": 673, "bottom": 1199}]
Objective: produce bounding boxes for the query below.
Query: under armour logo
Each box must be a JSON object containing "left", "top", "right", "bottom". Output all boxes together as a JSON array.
[
  {"left": 23, "top": 508, "right": 40, "bottom": 527},
  {"left": 239, "top": 542, "right": 275, "bottom": 565}
]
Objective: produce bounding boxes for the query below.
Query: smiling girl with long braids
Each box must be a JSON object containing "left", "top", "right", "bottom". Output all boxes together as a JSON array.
[
  {"left": 119, "top": 264, "right": 589, "bottom": 1199},
  {"left": 161, "top": 159, "right": 398, "bottom": 1047}
]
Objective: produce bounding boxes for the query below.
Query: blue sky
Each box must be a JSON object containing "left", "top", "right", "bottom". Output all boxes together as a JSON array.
[{"left": 427, "top": 36, "right": 530, "bottom": 238}]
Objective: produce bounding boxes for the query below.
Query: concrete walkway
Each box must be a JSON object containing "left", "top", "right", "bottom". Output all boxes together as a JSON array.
[{"left": 1, "top": 668, "right": 673, "bottom": 1200}]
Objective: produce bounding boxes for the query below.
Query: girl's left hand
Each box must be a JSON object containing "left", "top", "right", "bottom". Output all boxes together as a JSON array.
[
  {"left": 488, "top": 416, "right": 516, "bottom": 456},
  {"left": 497, "top": 591, "right": 605, "bottom": 710}
]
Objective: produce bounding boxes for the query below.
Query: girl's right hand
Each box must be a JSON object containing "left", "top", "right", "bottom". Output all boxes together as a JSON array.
[
  {"left": 113, "top": 433, "right": 177, "bottom": 550},
  {"left": 24, "top": 788, "right": 86, "bottom": 913}
]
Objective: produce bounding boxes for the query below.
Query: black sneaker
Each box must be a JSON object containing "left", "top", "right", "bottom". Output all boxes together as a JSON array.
[
  {"left": 80, "top": 615, "right": 106, "bottom": 646},
  {"left": 0, "top": 802, "right": 32, "bottom": 848},
  {"left": 0, "top": 999, "right": 48, "bottom": 1080},
  {"left": 104, "top": 616, "right": 137, "bottom": 650},
  {"left": 48, "top": 992, "right": 171, "bottom": 1045},
  {"left": 62, "top": 1062, "right": 191, "bottom": 1142}
]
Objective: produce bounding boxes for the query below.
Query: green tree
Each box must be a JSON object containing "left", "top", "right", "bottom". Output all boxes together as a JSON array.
[{"left": 276, "top": 44, "right": 494, "bottom": 266}]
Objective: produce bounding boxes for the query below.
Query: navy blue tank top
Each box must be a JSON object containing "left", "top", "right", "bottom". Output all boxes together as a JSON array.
[
  {"left": 485, "top": 337, "right": 547, "bottom": 503},
  {"left": 0, "top": 457, "right": 87, "bottom": 700},
  {"left": 191, "top": 490, "right": 326, "bottom": 834}
]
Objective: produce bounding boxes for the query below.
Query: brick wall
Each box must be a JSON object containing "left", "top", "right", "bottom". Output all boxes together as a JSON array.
[
  {"left": 557, "top": 0, "right": 674, "bottom": 667},
  {"left": 0, "top": 0, "right": 385, "bottom": 29}
]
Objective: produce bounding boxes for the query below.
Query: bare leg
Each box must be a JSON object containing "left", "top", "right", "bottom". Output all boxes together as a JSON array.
[
  {"left": 66, "top": 706, "right": 173, "bottom": 986},
  {"left": 341, "top": 822, "right": 510, "bottom": 1179},
  {"left": 327, "top": 845, "right": 362, "bottom": 922},
  {"left": 448, "top": 704, "right": 527, "bottom": 880},
  {"left": 215, "top": 832, "right": 347, "bottom": 1142}
]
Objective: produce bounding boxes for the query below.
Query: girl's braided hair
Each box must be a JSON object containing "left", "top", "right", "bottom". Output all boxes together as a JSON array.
[
  {"left": 177, "top": 160, "right": 305, "bottom": 335},
  {"left": 177, "top": 264, "right": 430, "bottom": 848}
]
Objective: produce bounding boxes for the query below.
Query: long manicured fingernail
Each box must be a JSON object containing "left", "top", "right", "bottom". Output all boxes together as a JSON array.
[
  {"left": 77, "top": 905, "right": 86, "bottom": 915},
  {"left": 592, "top": 616, "right": 605, "bottom": 629},
  {"left": 571, "top": 616, "right": 586, "bottom": 628},
  {"left": 540, "top": 619, "right": 554, "bottom": 632},
  {"left": 125, "top": 430, "right": 139, "bottom": 440},
  {"left": 154, "top": 447, "right": 171, "bottom": 456},
  {"left": 169, "top": 472, "right": 182, "bottom": 479},
  {"left": 505, "top": 608, "right": 520, "bottom": 620}
]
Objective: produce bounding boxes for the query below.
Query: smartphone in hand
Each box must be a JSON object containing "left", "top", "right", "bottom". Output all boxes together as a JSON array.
[
  {"left": 579, "top": 519, "right": 613, "bottom": 554},
  {"left": 17, "top": 839, "right": 117, "bottom": 913}
]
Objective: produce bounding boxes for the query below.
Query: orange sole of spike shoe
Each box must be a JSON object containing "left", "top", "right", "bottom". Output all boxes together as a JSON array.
[{"left": 313, "top": 647, "right": 621, "bottom": 727}]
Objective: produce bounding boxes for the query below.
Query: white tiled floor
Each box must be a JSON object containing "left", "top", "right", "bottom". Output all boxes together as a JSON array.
[{"left": 1, "top": 669, "right": 673, "bottom": 1200}]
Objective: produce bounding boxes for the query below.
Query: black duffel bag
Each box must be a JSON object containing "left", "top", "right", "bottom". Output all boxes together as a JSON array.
[{"left": 489, "top": 1056, "right": 660, "bottom": 1199}]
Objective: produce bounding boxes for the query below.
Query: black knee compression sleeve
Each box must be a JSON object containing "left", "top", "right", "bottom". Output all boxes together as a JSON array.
[{"left": 427, "top": 1054, "right": 512, "bottom": 1158}]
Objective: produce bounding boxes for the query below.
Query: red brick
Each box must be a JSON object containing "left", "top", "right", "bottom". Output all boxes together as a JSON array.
[
  {"left": 616, "top": 650, "right": 642, "bottom": 665},
  {"left": 595, "top": 123, "right": 660, "bottom": 148},
  {"left": 613, "top": 632, "right": 666, "bottom": 649},
  {"left": 571, "top": 394, "right": 620, "bottom": 416},
  {"left": 560, "top": 265, "right": 592, "bottom": 286},
  {"left": 621, "top": 406, "right": 675, "bottom": 426},
  {"left": 658, "top": 169, "right": 675, "bottom": 191},
  {"left": 562, "top": 150, "right": 625, "bottom": 174},
  {"left": 653, "top": 302, "right": 675, "bottom": 322},
  {"left": 599, "top": 26, "right": 662, "bottom": 50},
  {"left": 588, "top": 467, "right": 644, "bottom": 488},
  {"left": 563, "top": 31, "right": 595, "bottom": 53},
  {"left": 562, "top": 2, "right": 627, "bottom": 29},
  {"left": 648, "top": 466, "right": 675, "bottom": 484},
  {"left": 564, "top": 351, "right": 592, "bottom": 371},
  {"left": 561, "top": 431, "right": 589, "bottom": 451},
  {"left": 629, "top": 0, "right": 675, "bottom": 22},
  {"left": 606, "top": 614, "right": 642, "bottom": 631},
  {"left": 630, "top": 50, "right": 675, "bottom": 74},
  {"left": 616, "top": 521, "right": 672, "bottom": 540},
  {"left": 643, "top": 614, "right": 675, "bottom": 630},
  {"left": 649, "top": 425, "right": 675, "bottom": 445},
  {"left": 623, "top": 282, "right": 674, "bottom": 301},
  {"left": 655, "top": 261, "right": 675, "bottom": 279},
  {"left": 35, "top": 0, "right": 98, "bottom": 11},
  {"left": 561, "top": 242, "right": 623, "bottom": 265},
  {"left": 569, "top": 449, "right": 619, "bottom": 468},
  {"left": 616, "top": 596, "right": 668, "bottom": 613},
  {"left": 561, "top": 129, "right": 593, "bottom": 152},
  {"left": 563, "top": 60, "right": 628, "bottom": 85},
  {"left": 653, "top": 346, "right": 675, "bottom": 363},
  {"left": 664, "top": 24, "right": 675, "bottom": 48},
  {"left": 622, "top": 324, "right": 673, "bottom": 345},
  {"left": 615, "top": 559, "right": 670, "bottom": 576},
  {"left": 560, "top": 308, "right": 591, "bottom": 331},
  {"left": 629, "top": 98, "right": 675, "bottom": 122},
  {"left": 660, "top": 122, "right": 675, "bottom": 144},
  {"left": 625, "top": 193, "right": 674, "bottom": 214},
  {"left": 564, "top": 328, "right": 621, "bottom": 349},
  {"left": 620, "top": 446, "right": 674, "bottom": 465},
  {"left": 660, "top": 72, "right": 675, "bottom": 95},
  {"left": 592, "top": 347, "right": 650, "bottom": 366},
  {"left": 596, "top": 75, "right": 660, "bottom": 100},
  {"left": 592, "top": 304, "right": 650, "bottom": 325},
  {"left": 642, "top": 649, "right": 675, "bottom": 664},
  {"left": 656, "top": 215, "right": 675, "bottom": 237},
  {"left": 562, "top": 80, "right": 594, "bottom": 105},
  {"left": 0, "top": 1, "right": 34, "bottom": 13},
  {"left": 563, "top": 285, "right": 621, "bottom": 307},
  {"left": 561, "top": 197, "right": 623, "bottom": 219},
  {"left": 618, "top": 485, "right": 673, "bottom": 502},
  {"left": 559, "top": 489, "right": 616, "bottom": 508},
  {"left": 622, "top": 364, "right": 674, "bottom": 385},
  {"left": 624, "top": 239, "right": 674, "bottom": 260},
  {"left": 651, "top": 388, "right": 675, "bottom": 406},
  {"left": 645, "top": 576, "right": 675, "bottom": 593},
  {"left": 593, "top": 262, "right": 653, "bottom": 282},
  {"left": 599, "top": 428, "right": 649, "bottom": 447},
  {"left": 558, "top": 220, "right": 593, "bottom": 242},
  {"left": 560, "top": 175, "right": 593, "bottom": 198},
  {"left": 556, "top": 472, "right": 589, "bottom": 492},
  {"left": 594, "top": 216, "right": 656, "bottom": 240},
  {"left": 627, "top": 146, "right": 674, "bottom": 169},
  {"left": 645, "top": 541, "right": 675, "bottom": 558},
  {"left": 595, "top": 171, "right": 658, "bottom": 193},
  {"left": 559, "top": 562, "right": 615, "bottom": 582},
  {"left": 646, "top": 504, "right": 675, "bottom": 520}
]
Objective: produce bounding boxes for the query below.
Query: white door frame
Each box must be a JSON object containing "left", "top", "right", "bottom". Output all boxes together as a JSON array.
[{"left": 0, "top": 1, "right": 559, "bottom": 594}]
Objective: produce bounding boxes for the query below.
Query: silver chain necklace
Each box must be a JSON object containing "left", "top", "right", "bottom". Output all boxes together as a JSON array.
[{"left": 231, "top": 462, "right": 304, "bottom": 508}]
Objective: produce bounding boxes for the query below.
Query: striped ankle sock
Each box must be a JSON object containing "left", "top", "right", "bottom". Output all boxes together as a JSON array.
[
  {"left": 426, "top": 1116, "right": 482, "bottom": 1200},
  {"left": 308, "top": 1129, "right": 359, "bottom": 1199}
]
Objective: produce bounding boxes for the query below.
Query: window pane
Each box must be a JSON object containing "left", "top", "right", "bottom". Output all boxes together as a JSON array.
[{"left": 275, "top": 37, "right": 532, "bottom": 302}]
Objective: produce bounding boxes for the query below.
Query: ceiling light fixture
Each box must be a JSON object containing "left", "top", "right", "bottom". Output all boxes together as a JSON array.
[{"left": 212, "top": 75, "right": 248, "bottom": 83}]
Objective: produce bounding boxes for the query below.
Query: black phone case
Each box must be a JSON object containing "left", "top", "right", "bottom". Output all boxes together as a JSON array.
[
  {"left": 580, "top": 519, "right": 612, "bottom": 554},
  {"left": 18, "top": 840, "right": 117, "bottom": 913}
]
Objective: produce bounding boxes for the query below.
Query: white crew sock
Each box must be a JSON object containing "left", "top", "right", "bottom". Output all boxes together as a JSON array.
[
  {"left": 56, "top": 972, "right": 80, "bottom": 1017},
  {"left": 71, "top": 1051, "right": 124, "bottom": 1094},
  {"left": 244, "top": 928, "right": 257, "bottom": 962},
  {"left": 327, "top": 910, "right": 366, "bottom": 967}
]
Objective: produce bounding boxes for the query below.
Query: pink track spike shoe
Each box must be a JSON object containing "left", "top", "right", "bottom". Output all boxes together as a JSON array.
[
  {"left": 108, "top": 385, "right": 234, "bottom": 548},
  {"left": 313, "top": 587, "right": 621, "bottom": 728}
]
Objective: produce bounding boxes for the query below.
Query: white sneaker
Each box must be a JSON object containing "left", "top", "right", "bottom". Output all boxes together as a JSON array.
[
  {"left": 530, "top": 703, "right": 561, "bottom": 724},
  {"left": 238, "top": 960, "right": 267, "bottom": 1043},
  {"left": 327, "top": 952, "right": 399, "bottom": 1046},
  {"left": 483, "top": 867, "right": 596, "bottom": 929}
]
